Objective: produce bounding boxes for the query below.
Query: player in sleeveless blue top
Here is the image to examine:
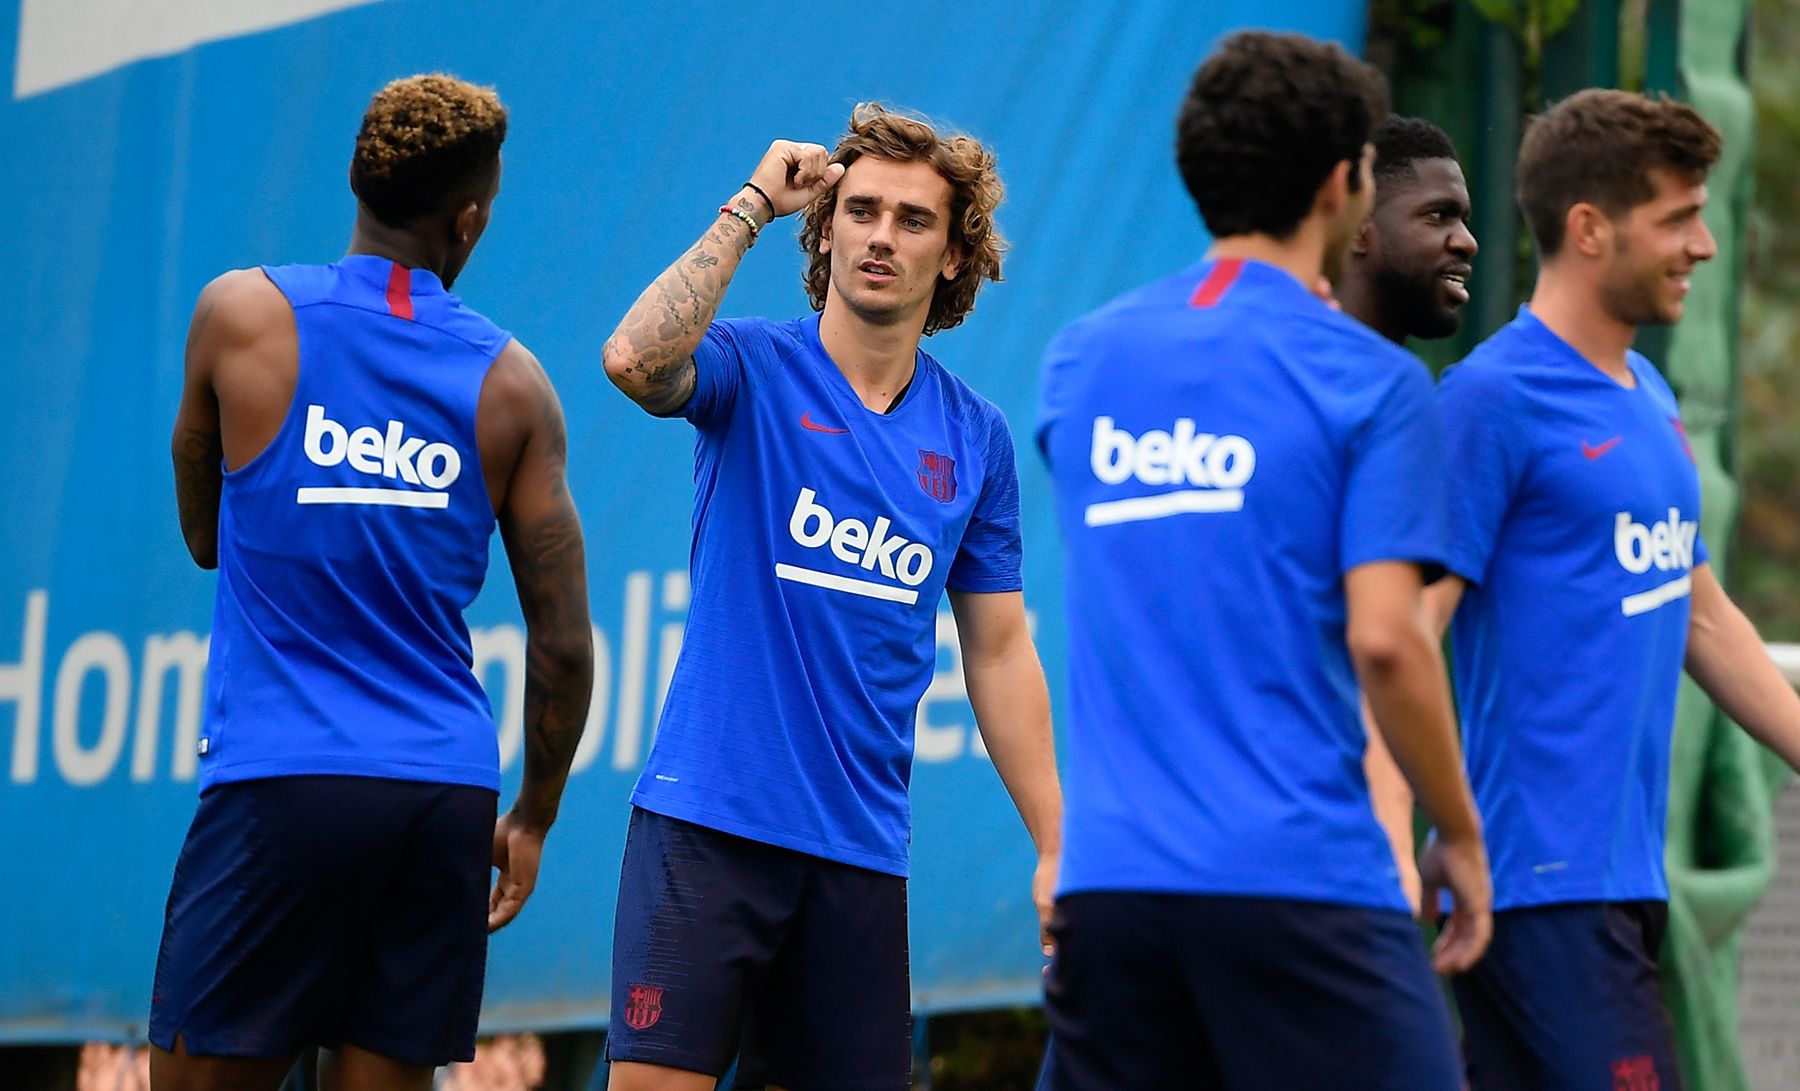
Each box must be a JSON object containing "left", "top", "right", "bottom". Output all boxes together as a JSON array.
[
  {"left": 1400, "top": 90, "right": 1800, "bottom": 1091},
  {"left": 1036, "top": 35, "right": 1489, "bottom": 1090},
  {"left": 599, "top": 107, "right": 1062, "bottom": 1090},
  {"left": 152, "top": 77, "right": 593, "bottom": 1091}
]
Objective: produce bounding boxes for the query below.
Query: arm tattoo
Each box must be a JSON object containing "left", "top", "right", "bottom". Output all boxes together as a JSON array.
[
  {"left": 603, "top": 196, "right": 763, "bottom": 413},
  {"left": 504, "top": 414, "right": 594, "bottom": 828},
  {"left": 172, "top": 424, "right": 223, "bottom": 566}
]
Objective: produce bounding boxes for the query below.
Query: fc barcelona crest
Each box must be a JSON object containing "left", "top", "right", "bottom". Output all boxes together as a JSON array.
[
  {"left": 624, "top": 983, "right": 664, "bottom": 1030},
  {"left": 917, "top": 449, "right": 957, "bottom": 503}
]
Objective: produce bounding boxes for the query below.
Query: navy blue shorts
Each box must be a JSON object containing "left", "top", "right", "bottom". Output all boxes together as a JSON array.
[
  {"left": 1453, "top": 901, "right": 1680, "bottom": 1091},
  {"left": 149, "top": 775, "right": 498, "bottom": 1066},
  {"left": 606, "top": 807, "right": 912, "bottom": 1089},
  {"left": 1041, "top": 892, "right": 1462, "bottom": 1090}
]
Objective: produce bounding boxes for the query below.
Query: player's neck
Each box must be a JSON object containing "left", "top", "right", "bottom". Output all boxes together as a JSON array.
[
  {"left": 1527, "top": 269, "right": 1637, "bottom": 387},
  {"left": 1206, "top": 228, "right": 1326, "bottom": 297},
  {"left": 347, "top": 213, "right": 451, "bottom": 284},
  {"left": 1335, "top": 270, "right": 1407, "bottom": 344},
  {"left": 818, "top": 297, "right": 922, "bottom": 413}
]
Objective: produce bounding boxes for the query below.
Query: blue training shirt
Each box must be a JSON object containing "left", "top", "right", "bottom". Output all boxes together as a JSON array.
[
  {"left": 201, "top": 255, "right": 509, "bottom": 793},
  {"left": 1036, "top": 259, "right": 1440, "bottom": 914},
  {"left": 1038, "top": 258, "right": 1445, "bottom": 911},
  {"left": 1441, "top": 306, "right": 1705, "bottom": 909},
  {"left": 632, "top": 314, "right": 1023, "bottom": 876}
]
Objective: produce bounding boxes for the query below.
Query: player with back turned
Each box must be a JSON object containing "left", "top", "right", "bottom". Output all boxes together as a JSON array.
[
  {"left": 599, "top": 106, "right": 1062, "bottom": 1090},
  {"left": 1036, "top": 33, "right": 1489, "bottom": 1089},
  {"left": 153, "top": 75, "right": 593, "bottom": 1091}
]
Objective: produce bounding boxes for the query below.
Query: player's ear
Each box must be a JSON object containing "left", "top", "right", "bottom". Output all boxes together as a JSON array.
[
  {"left": 940, "top": 242, "right": 963, "bottom": 281},
  {"left": 452, "top": 200, "right": 480, "bottom": 246},
  {"left": 1316, "top": 159, "right": 1353, "bottom": 218},
  {"left": 1564, "top": 202, "right": 1611, "bottom": 259},
  {"left": 1352, "top": 217, "right": 1375, "bottom": 259}
]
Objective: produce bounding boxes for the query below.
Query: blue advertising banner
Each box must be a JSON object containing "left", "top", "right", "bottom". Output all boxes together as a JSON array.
[{"left": 0, "top": 0, "right": 1364, "bottom": 1041}]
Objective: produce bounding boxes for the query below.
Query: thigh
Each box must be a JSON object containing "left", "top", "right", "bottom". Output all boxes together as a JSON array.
[
  {"left": 606, "top": 808, "right": 801, "bottom": 1078},
  {"left": 736, "top": 860, "right": 912, "bottom": 1091},
  {"left": 149, "top": 776, "right": 385, "bottom": 1059},
  {"left": 345, "top": 781, "right": 497, "bottom": 1067},
  {"left": 1456, "top": 903, "right": 1681, "bottom": 1091},
  {"left": 1040, "top": 893, "right": 1217, "bottom": 1091},
  {"left": 1189, "top": 897, "right": 1461, "bottom": 1091}
]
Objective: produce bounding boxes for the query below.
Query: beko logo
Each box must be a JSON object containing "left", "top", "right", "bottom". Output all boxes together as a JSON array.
[
  {"left": 1084, "top": 416, "right": 1257, "bottom": 527},
  {"left": 1614, "top": 508, "right": 1699, "bottom": 617},
  {"left": 777, "top": 488, "right": 935, "bottom": 605},
  {"left": 297, "top": 404, "right": 461, "bottom": 509}
]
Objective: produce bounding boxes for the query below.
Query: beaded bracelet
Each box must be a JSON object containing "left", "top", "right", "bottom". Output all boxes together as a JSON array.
[{"left": 718, "top": 203, "right": 761, "bottom": 243}]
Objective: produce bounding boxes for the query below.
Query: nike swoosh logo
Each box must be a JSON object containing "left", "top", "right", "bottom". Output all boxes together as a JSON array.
[
  {"left": 800, "top": 412, "right": 849, "bottom": 434},
  {"left": 1582, "top": 436, "right": 1623, "bottom": 460}
]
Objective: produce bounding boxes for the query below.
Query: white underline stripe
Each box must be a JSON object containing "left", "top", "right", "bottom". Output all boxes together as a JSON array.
[
  {"left": 296, "top": 487, "right": 449, "bottom": 509},
  {"left": 1620, "top": 574, "right": 1692, "bottom": 617},
  {"left": 774, "top": 563, "right": 919, "bottom": 604},
  {"left": 1084, "top": 489, "right": 1244, "bottom": 527}
]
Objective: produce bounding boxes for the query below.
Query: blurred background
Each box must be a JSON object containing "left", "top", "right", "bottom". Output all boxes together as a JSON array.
[{"left": 1, "top": 1, "right": 1796, "bottom": 1088}]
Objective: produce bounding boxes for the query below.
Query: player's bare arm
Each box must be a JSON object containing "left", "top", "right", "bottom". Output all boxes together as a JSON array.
[
  {"left": 1684, "top": 562, "right": 1800, "bottom": 772},
  {"left": 949, "top": 589, "right": 1063, "bottom": 954},
  {"left": 171, "top": 269, "right": 294, "bottom": 568},
  {"left": 1361, "top": 570, "right": 1470, "bottom": 914},
  {"left": 1345, "top": 561, "right": 1490, "bottom": 972},
  {"left": 480, "top": 341, "right": 595, "bottom": 931},
  {"left": 602, "top": 141, "right": 844, "bottom": 415}
]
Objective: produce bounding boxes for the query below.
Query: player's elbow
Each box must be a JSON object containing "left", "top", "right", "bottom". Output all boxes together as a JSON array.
[
  {"left": 180, "top": 526, "right": 219, "bottom": 570},
  {"left": 1347, "top": 615, "right": 1429, "bottom": 681},
  {"left": 601, "top": 336, "right": 646, "bottom": 397},
  {"left": 534, "top": 627, "right": 595, "bottom": 689}
]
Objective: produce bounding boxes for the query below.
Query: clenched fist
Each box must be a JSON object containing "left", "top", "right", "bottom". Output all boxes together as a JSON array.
[{"left": 745, "top": 140, "right": 846, "bottom": 218}]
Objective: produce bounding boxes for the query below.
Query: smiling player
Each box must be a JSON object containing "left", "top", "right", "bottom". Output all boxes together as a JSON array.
[
  {"left": 598, "top": 105, "right": 1062, "bottom": 1091},
  {"left": 1422, "top": 89, "right": 1800, "bottom": 1089}
]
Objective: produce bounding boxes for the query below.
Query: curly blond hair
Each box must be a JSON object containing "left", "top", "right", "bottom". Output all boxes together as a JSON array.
[
  {"left": 351, "top": 74, "right": 507, "bottom": 227},
  {"left": 798, "top": 104, "right": 1007, "bottom": 335}
]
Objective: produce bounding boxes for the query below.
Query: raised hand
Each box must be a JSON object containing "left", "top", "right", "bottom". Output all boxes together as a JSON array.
[{"left": 745, "top": 140, "right": 847, "bottom": 218}]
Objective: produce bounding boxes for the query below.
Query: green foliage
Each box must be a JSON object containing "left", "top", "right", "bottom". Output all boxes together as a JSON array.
[
  {"left": 1737, "top": 0, "right": 1800, "bottom": 640},
  {"left": 1465, "top": 0, "right": 1583, "bottom": 39},
  {"left": 1370, "top": 0, "right": 1456, "bottom": 52}
]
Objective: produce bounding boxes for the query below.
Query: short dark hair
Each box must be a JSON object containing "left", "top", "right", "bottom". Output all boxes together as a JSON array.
[
  {"left": 1516, "top": 89, "right": 1721, "bottom": 257},
  {"left": 1175, "top": 31, "right": 1388, "bottom": 239},
  {"left": 350, "top": 74, "right": 508, "bottom": 228},
  {"left": 1372, "top": 116, "right": 1459, "bottom": 186}
]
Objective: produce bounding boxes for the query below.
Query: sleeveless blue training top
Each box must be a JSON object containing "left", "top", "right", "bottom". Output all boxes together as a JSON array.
[{"left": 198, "top": 255, "right": 510, "bottom": 792}]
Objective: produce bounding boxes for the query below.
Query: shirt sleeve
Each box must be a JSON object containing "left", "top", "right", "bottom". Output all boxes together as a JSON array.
[
  {"left": 949, "top": 406, "right": 1025, "bottom": 593},
  {"left": 1033, "top": 325, "right": 1079, "bottom": 467},
  {"left": 668, "top": 318, "right": 758, "bottom": 428},
  {"left": 1340, "top": 360, "right": 1449, "bottom": 579},
  {"left": 1434, "top": 362, "right": 1526, "bottom": 584}
]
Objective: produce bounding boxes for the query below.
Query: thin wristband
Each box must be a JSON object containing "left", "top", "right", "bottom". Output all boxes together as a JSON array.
[
  {"left": 719, "top": 203, "right": 760, "bottom": 243},
  {"left": 742, "top": 180, "right": 777, "bottom": 219}
]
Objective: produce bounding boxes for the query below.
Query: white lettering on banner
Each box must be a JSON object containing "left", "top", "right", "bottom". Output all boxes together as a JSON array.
[
  {"left": 132, "top": 632, "right": 208, "bottom": 782},
  {"left": 52, "top": 631, "right": 130, "bottom": 786},
  {"left": 2, "top": 591, "right": 46, "bottom": 782},
  {"left": 1085, "top": 416, "right": 1256, "bottom": 526},
  {"left": 1613, "top": 508, "right": 1699, "bottom": 616},
  {"left": 2, "top": 575, "right": 994, "bottom": 785},
  {"left": 298, "top": 404, "right": 459, "bottom": 507},
  {"left": 783, "top": 488, "right": 934, "bottom": 604}
]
